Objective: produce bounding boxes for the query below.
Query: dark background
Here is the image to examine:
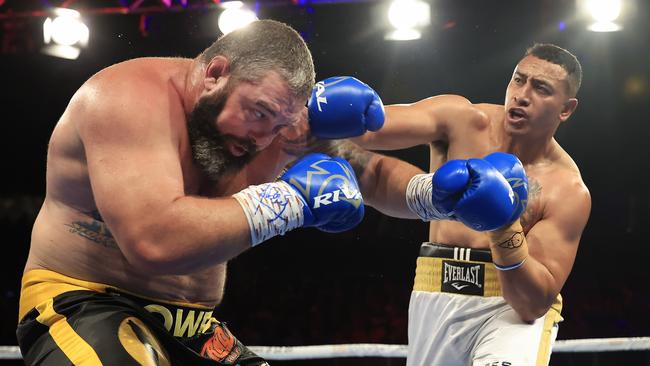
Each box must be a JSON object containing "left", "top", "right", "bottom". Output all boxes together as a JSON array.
[{"left": 1, "top": 0, "right": 649, "bottom": 365}]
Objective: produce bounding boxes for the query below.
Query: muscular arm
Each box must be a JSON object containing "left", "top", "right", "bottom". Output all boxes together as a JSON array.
[
  {"left": 77, "top": 79, "right": 252, "bottom": 275},
  {"left": 322, "top": 140, "right": 423, "bottom": 219},
  {"left": 267, "top": 110, "right": 425, "bottom": 219},
  {"left": 351, "top": 95, "right": 484, "bottom": 150},
  {"left": 491, "top": 179, "right": 591, "bottom": 322}
]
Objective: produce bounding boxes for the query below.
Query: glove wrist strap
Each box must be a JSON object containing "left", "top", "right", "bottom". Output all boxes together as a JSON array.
[
  {"left": 489, "top": 221, "right": 529, "bottom": 270},
  {"left": 406, "top": 173, "right": 447, "bottom": 221},
  {"left": 233, "top": 181, "right": 305, "bottom": 246}
]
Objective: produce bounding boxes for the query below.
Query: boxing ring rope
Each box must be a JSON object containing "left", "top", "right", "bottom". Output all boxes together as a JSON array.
[{"left": 1, "top": 337, "right": 649, "bottom": 360}]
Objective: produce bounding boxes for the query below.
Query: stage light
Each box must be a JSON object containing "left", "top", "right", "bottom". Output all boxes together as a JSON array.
[
  {"left": 42, "top": 8, "right": 89, "bottom": 59},
  {"left": 586, "top": 0, "right": 621, "bottom": 23},
  {"left": 587, "top": 21, "right": 622, "bottom": 31},
  {"left": 218, "top": 1, "right": 258, "bottom": 35},
  {"left": 385, "top": 0, "right": 430, "bottom": 41},
  {"left": 583, "top": 0, "right": 623, "bottom": 32}
]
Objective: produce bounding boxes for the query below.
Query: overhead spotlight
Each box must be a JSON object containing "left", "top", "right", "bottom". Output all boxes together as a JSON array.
[
  {"left": 583, "top": 0, "right": 623, "bottom": 32},
  {"left": 42, "top": 8, "right": 89, "bottom": 60},
  {"left": 385, "top": 0, "right": 431, "bottom": 41},
  {"left": 218, "top": 1, "right": 258, "bottom": 35}
]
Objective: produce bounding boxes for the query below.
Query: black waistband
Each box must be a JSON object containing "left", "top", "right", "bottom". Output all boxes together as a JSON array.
[{"left": 419, "top": 242, "right": 493, "bottom": 263}]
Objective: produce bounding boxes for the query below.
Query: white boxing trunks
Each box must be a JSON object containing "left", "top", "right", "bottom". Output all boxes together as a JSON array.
[{"left": 407, "top": 243, "right": 563, "bottom": 366}]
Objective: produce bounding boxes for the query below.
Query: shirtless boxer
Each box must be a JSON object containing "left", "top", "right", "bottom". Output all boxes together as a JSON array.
[
  {"left": 16, "top": 19, "right": 424, "bottom": 365},
  {"left": 354, "top": 43, "right": 592, "bottom": 366}
]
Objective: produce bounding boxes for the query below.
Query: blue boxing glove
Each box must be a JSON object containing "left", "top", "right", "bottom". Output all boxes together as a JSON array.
[
  {"left": 280, "top": 153, "right": 364, "bottom": 232},
  {"left": 430, "top": 160, "right": 471, "bottom": 218},
  {"left": 233, "top": 153, "right": 364, "bottom": 246},
  {"left": 405, "top": 158, "right": 518, "bottom": 231},
  {"left": 452, "top": 159, "right": 518, "bottom": 231},
  {"left": 406, "top": 160, "right": 470, "bottom": 222},
  {"left": 308, "top": 76, "right": 384, "bottom": 139},
  {"left": 483, "top": 152, "right": 528, "bottom": 223}
]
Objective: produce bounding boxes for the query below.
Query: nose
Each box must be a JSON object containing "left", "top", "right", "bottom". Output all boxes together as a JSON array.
[
  {"left": 513, "top": 92, "right": 530, "bottom": 107},
  {"left": 249, "top": 128, "right": 277, "bottom": 150}
]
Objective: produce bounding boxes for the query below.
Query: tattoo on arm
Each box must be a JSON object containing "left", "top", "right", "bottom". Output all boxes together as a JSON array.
[
  {"left": 520, "top": 177, "right": 542, "bottom": 230},
  {"left": 497, "top": 231, "right": 525, "bottom": 249},
  {"left": 323, "top": 140, "right": 372, "bottom": 178},
  {"left": 276, "top": 132, "right": 318, "bottom": 157},
  {"left": 276, "top": 132, "right": 373, "bottom": 178},
  {"left": 276, "top": 126, "right": 338, "bottom": 158},
  {"left": 65, "top": 210, "right": 118, "bottom": 248}
]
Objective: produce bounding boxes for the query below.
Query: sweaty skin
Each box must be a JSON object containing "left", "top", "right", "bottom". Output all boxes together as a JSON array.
[
  {"left": 354, "top": 55, "right": 591, "bottom": 321},
  {"left": 25, "top": 56, "right": 421, "bottom": 308},
  {"left": 25, "top": 57, "right": 306, "bottom": 306}
]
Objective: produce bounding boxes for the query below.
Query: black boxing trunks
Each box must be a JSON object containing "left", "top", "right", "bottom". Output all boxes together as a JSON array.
[{"left": 17, "top": 269, "right": 269, "bottom": 365}]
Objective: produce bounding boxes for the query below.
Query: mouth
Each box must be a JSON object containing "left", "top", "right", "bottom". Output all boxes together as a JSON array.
[
  {"left": 228, "top": 141, "right": 249, "bottom": 157},
  {"left": 507, "top": 107, "right": 528, "bottom": 123}
]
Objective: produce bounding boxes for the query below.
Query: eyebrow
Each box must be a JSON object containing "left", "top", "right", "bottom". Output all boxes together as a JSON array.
[{"left": 514, "top": 71, "right": 553, "bottom": 89}]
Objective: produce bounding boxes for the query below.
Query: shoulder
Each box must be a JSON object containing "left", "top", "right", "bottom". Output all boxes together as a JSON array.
[
  {"left": 550, "top": 141, "right": 589, "bottom": 191},
  {"left": 418, "top": 95, "right": 491, "bottom": 129},
  {"left": 543, "top": 151, "right": 591, "bottom": 219},
  {"left": 473, "top": 103, "right": 505, "bottom": 126},
  {"left": 84, "top": 58, "right": 174, "bottom": 107},
  {"left": 74, "top": 58, "right": 186, "bottom": 137}
]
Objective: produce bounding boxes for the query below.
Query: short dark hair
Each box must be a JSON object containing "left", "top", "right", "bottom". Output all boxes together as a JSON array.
[
  {"left": 525, "top": 43, "right": 582, "bottom": 97},
  {"left": 199, "top": 20, "right": 315, "bottom": 99}
]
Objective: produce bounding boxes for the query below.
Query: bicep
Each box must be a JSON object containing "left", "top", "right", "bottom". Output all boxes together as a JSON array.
[
  {"left": 78, "top": 104, "right": 185, "bottom": 245},
  {"left": 353, "top": 95, "right": 472, "bottom": 150},
  {"left": 525, "top": 188, "right": 591, "bottom": 293}
]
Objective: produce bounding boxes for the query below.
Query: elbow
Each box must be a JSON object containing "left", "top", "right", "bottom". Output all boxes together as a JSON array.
[
  {"left": 357, "top": 156, "right": 381, "bottom": 202},
  {"left": 517, "top": 308, "right": 548, "bottom": 324},
  {"left": 512, "top": 299, "right": 555, "bottom": 323},
  {"left": 119, "top": 236, "right": 175, "bottom": 275}
]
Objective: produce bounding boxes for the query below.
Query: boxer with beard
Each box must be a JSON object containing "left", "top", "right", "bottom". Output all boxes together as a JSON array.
[{"left": 16, "top": 20, "right": 395, "bottom": 365}]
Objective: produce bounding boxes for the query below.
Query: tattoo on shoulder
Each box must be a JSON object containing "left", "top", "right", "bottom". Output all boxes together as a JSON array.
[{"left": 65, "top": 212, "right": 118, "bottom": 248}]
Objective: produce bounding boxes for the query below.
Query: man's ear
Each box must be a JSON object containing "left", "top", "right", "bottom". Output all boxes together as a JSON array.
[
  {"left": 559, "top": 98, "right": 578, "bottom": 123},
  {"left": 204, "top": 56, "right": 230, "bottom": 92}
]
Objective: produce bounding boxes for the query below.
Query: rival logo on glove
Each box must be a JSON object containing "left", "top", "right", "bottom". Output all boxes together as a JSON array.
[
  {"left": 287, "top": 157, "right": 363, "bottom": 210},
  {"left": 314, "top": 82, "right": 328, "bottom": 112},
  {"left": 313, "top": 77, "right": 351, "bottom": 112},
  {"left": 313, "top": 184, "right": 361, "bottom": 208}
]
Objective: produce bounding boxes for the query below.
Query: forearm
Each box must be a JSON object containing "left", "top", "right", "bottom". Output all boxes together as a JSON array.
[
  {"left": 489, "top": 221, "right": 558, "bottom": 322},
  {"left": 325, "top": 140, "right": 422, "bottom": 219},
  {"left": 498, "top": 260, "right": 558, "bottom": 322},
  {"left": 361, "top": 154, "right": 422, "bottom": 218},
  {"left": 117, "top": 195, "right": 252, "bottom": 275}
]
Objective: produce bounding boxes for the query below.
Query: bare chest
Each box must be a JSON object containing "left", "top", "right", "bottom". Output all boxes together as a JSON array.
[{"left": 520, "top": 171, "right": 546, "bottom": 233}]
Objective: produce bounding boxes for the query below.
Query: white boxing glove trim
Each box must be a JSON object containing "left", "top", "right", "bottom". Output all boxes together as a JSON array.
[
  {"left": 405, "top": 173, "right": 447, "bottom": 222},
  {"left": 233, "top": 181, "right": 305, "bottom": 246}
]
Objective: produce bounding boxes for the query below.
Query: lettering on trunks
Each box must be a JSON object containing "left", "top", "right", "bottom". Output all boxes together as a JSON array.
[
  {"left": 441, "top": 260, "right": 485, "bottom": 296},
  {"left": 482, "top": 361, "right": 512, "bottom": 366},
  {"left": 145, "top": 304, "right": 214, "bottom": 338}
]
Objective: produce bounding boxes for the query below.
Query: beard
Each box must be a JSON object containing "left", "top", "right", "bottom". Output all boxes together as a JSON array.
[{"left": 186, "top": 88, "right": 258, "bottom": 182}]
